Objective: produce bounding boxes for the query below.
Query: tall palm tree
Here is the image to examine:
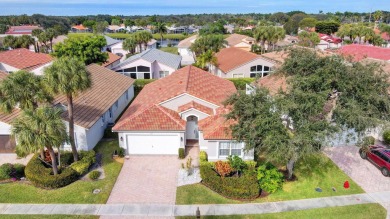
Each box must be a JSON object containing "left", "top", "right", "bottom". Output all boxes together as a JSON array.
[
  {"left": 155, "top": 22, "right": 167, "bottom": 46},
  {"left": 253, "top": 26, "right": 267, "bottom": 53},
  {"left": 195, "top": 50, "right": 217, "bottom": 70},
  {"left": 12, "top": 107, "right": 67, "bottom": 175},
  {"left": 44, "top": 57, "right": 91, "bottom": 162},
  {"left": 134, "top": 31, "right": 153, "bottom": 52},
  {"left": 122, "top": 36, "right": 137, "bottom": 55},
  {"left": 0, "top": 70, "right": 52, "bottom": 113}
]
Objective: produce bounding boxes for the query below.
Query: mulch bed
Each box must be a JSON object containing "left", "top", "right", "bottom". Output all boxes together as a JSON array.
[{"left": 281, "top": 170, "right": 298, "bottom": 182}]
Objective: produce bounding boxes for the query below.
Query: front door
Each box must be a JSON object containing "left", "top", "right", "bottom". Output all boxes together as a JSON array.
[{"left": 186, "top": 116, "right": 198, "bottom": 140}]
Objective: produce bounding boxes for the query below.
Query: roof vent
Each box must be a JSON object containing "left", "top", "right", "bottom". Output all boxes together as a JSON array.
[{"left": 179, "top": 81, "right": 183, "bottom": 84}]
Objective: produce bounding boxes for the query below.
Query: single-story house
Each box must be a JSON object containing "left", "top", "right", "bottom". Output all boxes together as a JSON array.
[
  {"left": 111, "top": 48, "right": 181, "bottom": 79},
  {"left": 102, "top": 35, "right": 122, "bottom": 53},
  {"left": 316, "top": 34, "right": 342, "bottom": 51},
  {"left": 4, "top": 25, "right": 42, "bottom": 36},
  {"left": 177, "top": 35, "right": 197, "bottom": 65},
  {"left": 113, "top": 65, "right": 254, "bottom": 160},
  {"left": 110, "top": 39, "right": 157, "bottom": 58},
  {"left": 0, "top": 48, "right": 53, "bottom": 75},
  {"left": 105, "top": 25, "right": 126, "bottom": 33},
  {"left": 225, "top": 34, "right": 256, "bottom": 51},
  {"left": 102, "top": 52, "right": 121, "bottom": 69},
  {"left": 71, "top": 24, "right": 90, "bottom": 33},
  {"left": 0, "top": 64, "right": 135, "bottom": 153},
  {"left": 209, "top": 47, "right": 276, "bottom": 78}
]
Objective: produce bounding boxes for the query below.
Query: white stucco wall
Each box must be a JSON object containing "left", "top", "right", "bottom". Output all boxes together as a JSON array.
[
  {"left": 0, "top": 63, "right": 18, "bottom": 73},
  {"left": 213, "top": 58, "right": 275, "bottom": 79},
  {"left": 160, "top": 93, "right": 219, "bottom": 112},
  {"left": 0, "top": 121, "right": 11, "bottom": 135},
  {"left": 31, "top": 61, "right": 53, "bottom": 75},
  {"left": 151, "top": 61, "right": 177, "bottom": 79}
]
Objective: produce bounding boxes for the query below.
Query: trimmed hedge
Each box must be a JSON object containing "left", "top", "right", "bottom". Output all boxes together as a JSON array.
[
  {"left": 228, "top": 78, "right": 255, "bottom": 90},
  {"left": 0, "top": 163, "right": 13, "bottom": 180},
  {"left": 25, "top": 155, "right": 78, "bottom": 189},
  {"left": 178, "top": 148, "right": 185, "bottom": 159},
  {"left": 200, "top": 151, "right": 208, "bottom": 162},
  {"left": 70, "top": 151, "right": 96, "bottom": 175},
  {"left": 383, "top": 130, "right": 390, "bottom": 144},
  {"left": 200, "top": 162, "right": 259, "bottom": 199},
  {"left": 89, "top": 170, "right": 101, "bottom": 180}
]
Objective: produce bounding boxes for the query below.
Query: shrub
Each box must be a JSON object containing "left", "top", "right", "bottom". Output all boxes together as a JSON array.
[
  {"left": 228, "top": 78, "right": 255, "bottom": 90},
  {"left": 12, "top": 163, "right": 25, "bottom": 178},
  {"left": 0, "top": 163, "right": 13, "bottom": 180},
  {"left": 134, "top": 79, "right": 156, "bottom": 95},
  {"left": 118, "top": 148, "right": 125, "bottom": 158},
  {"left": 200, "top": 151, "right": 208, "bottom": 162},
  {"left": 383, "top": 130, "right": 390, "bottom": 144},
  {"left": 25, "top": 155, "right": 78, "bottom": 189},
  {"left": 362, "top": 136, "right": 375, "bottom": 146},
  {"left": 256, "top": 163, "right": 284, "bottom": 193},
  {"left": 70, "top": 150, "right": 96, "bottom": 175},
  {"left": 214, "top": 161, "right": 232, "bottom": 177},
  {"left": 245, "top": 161, "right": 257, "bottom": 170},
  {"left": 200, "top": 162, "right": 259, "bottom": 199},
  {"left": 178, "top": 148, "right": 185, "bottom": 159},
  {"left": 227, "top": 155, "right": 247, "bottom": 175},
  {"left": 89, "top": 170, "right": 101, "bottom": 180}
]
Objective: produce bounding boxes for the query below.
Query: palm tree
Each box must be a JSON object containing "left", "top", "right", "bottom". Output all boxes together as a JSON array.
[
  {"left": 44, "top": 57, "right": 91, "bottom": 162},
  {"left": 155, "top": 22, "right": 167, "bottom": 46},
  {"left": 12, "top": 107, "right": 67, "bottom": 175},
  {"left": 17, "top": 35, "right": 35, "bottom": 49},
  {"left": 134, "top": 31, "right": 153, "bottom": 52},
  {"left": 122, "top": 36, "right": 137, "bottom": 55},
  {"left": 0, "top": 70, "right": 52, "bottom": 113},
  {"left": 195, "top": 50, "right": 217, "bottom": 70},
  {"left": 253, "top": 26, "right": 267, "bottom": 53}
]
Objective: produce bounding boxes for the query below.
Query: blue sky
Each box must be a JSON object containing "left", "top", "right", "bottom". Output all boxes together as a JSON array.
[{"left": 0, "top": 0, "right": 388, "bottom": 16}]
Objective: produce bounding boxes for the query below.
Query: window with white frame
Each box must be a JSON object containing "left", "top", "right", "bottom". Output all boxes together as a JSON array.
[
  {"left": 249, "top": 65, "right": 272, "bottom": 78},
  {"left": 219, "top": 142, "right": 243, "bottom": 157},
  {"left": 115, "top": 65, "right": 151, "bottom": 79},
  {"left": 159, "top": 71, "right": 169, "bottom": 78},
  {"left": 125, "top": 90, "right": 129, "bottom": 100}
]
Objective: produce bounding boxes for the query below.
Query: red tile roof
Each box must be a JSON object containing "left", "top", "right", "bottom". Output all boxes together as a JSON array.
[
  {"left": 113, "top": 65, "right": 236, "bottom": 131},
  {"left": 199, "top": 108, "right": 235, "bottom": 140},
  {"left": 319, "top": 33, "right": 342, "bottom": 44},
  {"left": 178, "top": 101, "right": 213, "bottom": 115},
  {"left": 72, "top": 24, "right": 88, "bottom": 30},
  {"left": 256, "top": 74, "right": 288, "bottom": 95},
  {"left": 215, "top": 47, "right": 260, "bottom": 73},
  {"left": 337, "top": 44, "right": 390, "bottom": 61},
  {"left": 225, "top": 34, "right": 255, "bottom": 46},
  {"left": 102, "top": 52, "right": 121, "bottom": 67},
  {"left": 5, "top": 25, "right": 42, "bottom": 35},
  {"left": 0, "top": 49, "right": 53, "bottom": 70}
]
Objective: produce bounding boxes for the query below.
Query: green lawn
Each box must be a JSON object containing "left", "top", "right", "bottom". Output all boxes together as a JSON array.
[
  {"left": 0, "top": 216, "right": 97, "bottom": 219},
  {"left": 177, "top": 203, "right": 386, "bottom": 219},
  {"left": 159, "top": 47, "right": 178, "bottom": 54},
  {"left": 176, "top": 154, "right": 364, "bottom": 205},
  {"left": 0, "top": 140, "right": 123, "bottom": 203},
  {"left": 67, "top": 32, "right": 189, "bottom": 40}
]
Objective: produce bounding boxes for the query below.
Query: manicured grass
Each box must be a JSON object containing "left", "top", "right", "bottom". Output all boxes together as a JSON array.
[
  {"left": 176, "top": 154, "right": 364, "bottom": 205},
  {"left": 0, "top": 140, "right": 123, "bottom": 203},
  {"left": 177, "top": 203, "right": 386, "bottom": 219},
  {"left": 0, "top": 216, "right": 98, "bottom": 219},
  {"left": 67, "top": 32, "right": 190, "bottom": 40},
  {"left": 159, "top": 47, "right": 178, "bottom": 54}
]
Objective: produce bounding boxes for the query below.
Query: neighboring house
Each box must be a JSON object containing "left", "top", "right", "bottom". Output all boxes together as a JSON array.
[
  {"left": 177, "top": 35, "right": 197, "bottom": 65},
  {"left": 126, "top": 26, "right": 146, "bottom": 33},
  {"left": 110, "top": 39, "right": 157, "bottom": 58},
  {"left": 316, "top": 34, "right": 342, "bottom": 51},
  {"left": 4, "top": 25, "right": 42, "bottom": 36},
  {"left": 113, "top": 65, "right": 254, "bottom": 160},
  {"left": 167, "top": 25, "right": 197, "bottom": 34},
  {"left": 102, "top": 52, "right": 121, "bottom": 69},
  {"left": 276, "top": 35, "right": 299, "bottom": 48},
  {"left": 71, "top": 24, "right": 90, "bottom": 33},
  {"left": 111, "top": 48, "right": 181, "bottom": 79},
  {"left": 210, "top": 47, "right": 276, "bottom": 78},
  {"left": 337, "top": 44, "right": 390, "bottom": 62},
  {"left": 225, "top": 33, "right": 256, "bottom": 51},
  {"left": 102, "top": 35, "right": 122, "bottom": 53},
  {"left": 0, "top": 48, "right": 53, "bottom": 75},
  {"left": 105, "top": 25, "right": 125, "bottom": 33},
  {"left": 0, "top": 64, "right": 135, "bottom": 153}
]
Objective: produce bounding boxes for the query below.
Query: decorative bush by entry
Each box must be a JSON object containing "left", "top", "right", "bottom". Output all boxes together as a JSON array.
[
  {"left": 199, "top": 151, "right": 208, "bottom": 162},
  {"left": 178, "top": 148, "right": 185, "bottom": 159},
  {"left": 383, "top": 130, "right": 390, "bottom": 144},
  {"left": 25, "top": 155, "right": 79, "bottom": 189},
  {"left": 0, "top": 163, "right": 13, "bottom": 180},
  {"left": 256, "top": 162, "right": 284, "bottom": 193},
  {"left": 200, "top": 161, "right": 259, "bottom": 199}
]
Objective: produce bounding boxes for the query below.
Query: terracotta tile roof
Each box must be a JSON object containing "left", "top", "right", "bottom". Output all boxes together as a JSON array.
[
  {"left": 5, "top": 25, "right": 42, "bottom": 35},
  {"left": 102, "top": 52, "right": 121, "bottom": 67},
  {"left": 255, "top": 74, "right": 288, "bottom": 95},
  {"left": 215, "top": 47, "right": 259, "bottom": 73},
  {"left": 113, "top": 65, "right": 236, "bottom": 131},
  {"left": 225, "top": 34, "right": 255, "bottom": 46},
  {"left": 0, "top": 49, "right": 53, "bottom": 70},
  {"left": 53, "top": 64, "right": 135, "bottom": 129},
  {"left": 261, "top": 50, "right": 290, "bottom": 64},
  {"left": 178, "top": 35, "right": 197, "bottom": 48},
  {"left": 337, "top": 45, "right": 390, "bottom": 61},
  {"left": 178, "top": 101, "right": 213, "bottom": 115},
  {"left": 199, "top": 109, "right": 235, "bottom": 140},
  {"left": 72, "top": 24, "right": 88, "bottom": 30}
]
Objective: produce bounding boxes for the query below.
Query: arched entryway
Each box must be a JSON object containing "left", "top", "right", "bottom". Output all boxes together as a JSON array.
[{"left": 185, "top": 115, "right": 198, "bottom": 140}]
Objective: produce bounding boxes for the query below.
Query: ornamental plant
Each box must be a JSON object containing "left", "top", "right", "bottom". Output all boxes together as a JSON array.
[
  {"left": 256, "top": 163, "right": 284, "bottom": 193},
  {"left": 227, "top": 155, "right": 247, "bottom": 176},
  {"left": 214, "top": 161, "right": 232, "bottom": 177}
]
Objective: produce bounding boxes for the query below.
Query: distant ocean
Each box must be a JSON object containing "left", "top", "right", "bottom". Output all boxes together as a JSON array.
[{"left": 0, "top": 1, "right": 386, "bottom": 16}]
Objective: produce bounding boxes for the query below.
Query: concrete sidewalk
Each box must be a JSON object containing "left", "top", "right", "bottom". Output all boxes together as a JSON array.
[{"left": 1, "top": 192, "right": 389, "bottom": 217}]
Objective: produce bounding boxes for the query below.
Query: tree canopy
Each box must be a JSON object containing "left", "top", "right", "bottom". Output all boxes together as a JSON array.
[
  {"left": 52, "top": 35, "right": 108, "bottom": 65},
  {"left": 190, "top": 34, "right": 227, "bottom": 57},
  {"left": 315, "top": 21, "right": 340, "bottom": 34}
]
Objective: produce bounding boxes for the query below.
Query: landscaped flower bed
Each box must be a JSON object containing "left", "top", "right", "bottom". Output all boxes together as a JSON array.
[
  {"left": 0, "top": 163, "right": 25, "bottom": 183},
  {"left": 25, "top": 150, "right": 96, "bottom": 189}
]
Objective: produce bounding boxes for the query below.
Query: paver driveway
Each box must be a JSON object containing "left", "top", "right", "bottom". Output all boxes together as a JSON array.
[
  {"left": 106, "top": 156, "right": 180, "bottom": 204},
  {"left": 324, "top": 146, "right": 390, "bottom": 193}
]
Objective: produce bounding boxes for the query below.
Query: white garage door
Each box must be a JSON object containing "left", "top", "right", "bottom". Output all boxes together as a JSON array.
[{"left": 126, "top": 134, "right": 180, "bottom": 155}]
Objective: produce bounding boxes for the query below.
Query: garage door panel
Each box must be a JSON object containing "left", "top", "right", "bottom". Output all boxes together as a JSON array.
[{"left": 127, "top": 134, "right": 180, "bottom": 155}]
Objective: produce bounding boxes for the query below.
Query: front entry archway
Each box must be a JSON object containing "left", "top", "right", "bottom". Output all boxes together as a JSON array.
[{"left": 186, "top": 115, "right": 198, "bottom": 140}]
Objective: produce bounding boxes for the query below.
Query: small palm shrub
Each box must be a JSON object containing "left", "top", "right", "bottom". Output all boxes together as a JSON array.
[
  {"left": 383, "top": 130, "right": 390, "bottom": 144},
  {"left": 257, "top": 163, "right": 284, "bottom": 193},
  {"left": 89, "top": 170, "right": 101, "bottom": 180}
]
